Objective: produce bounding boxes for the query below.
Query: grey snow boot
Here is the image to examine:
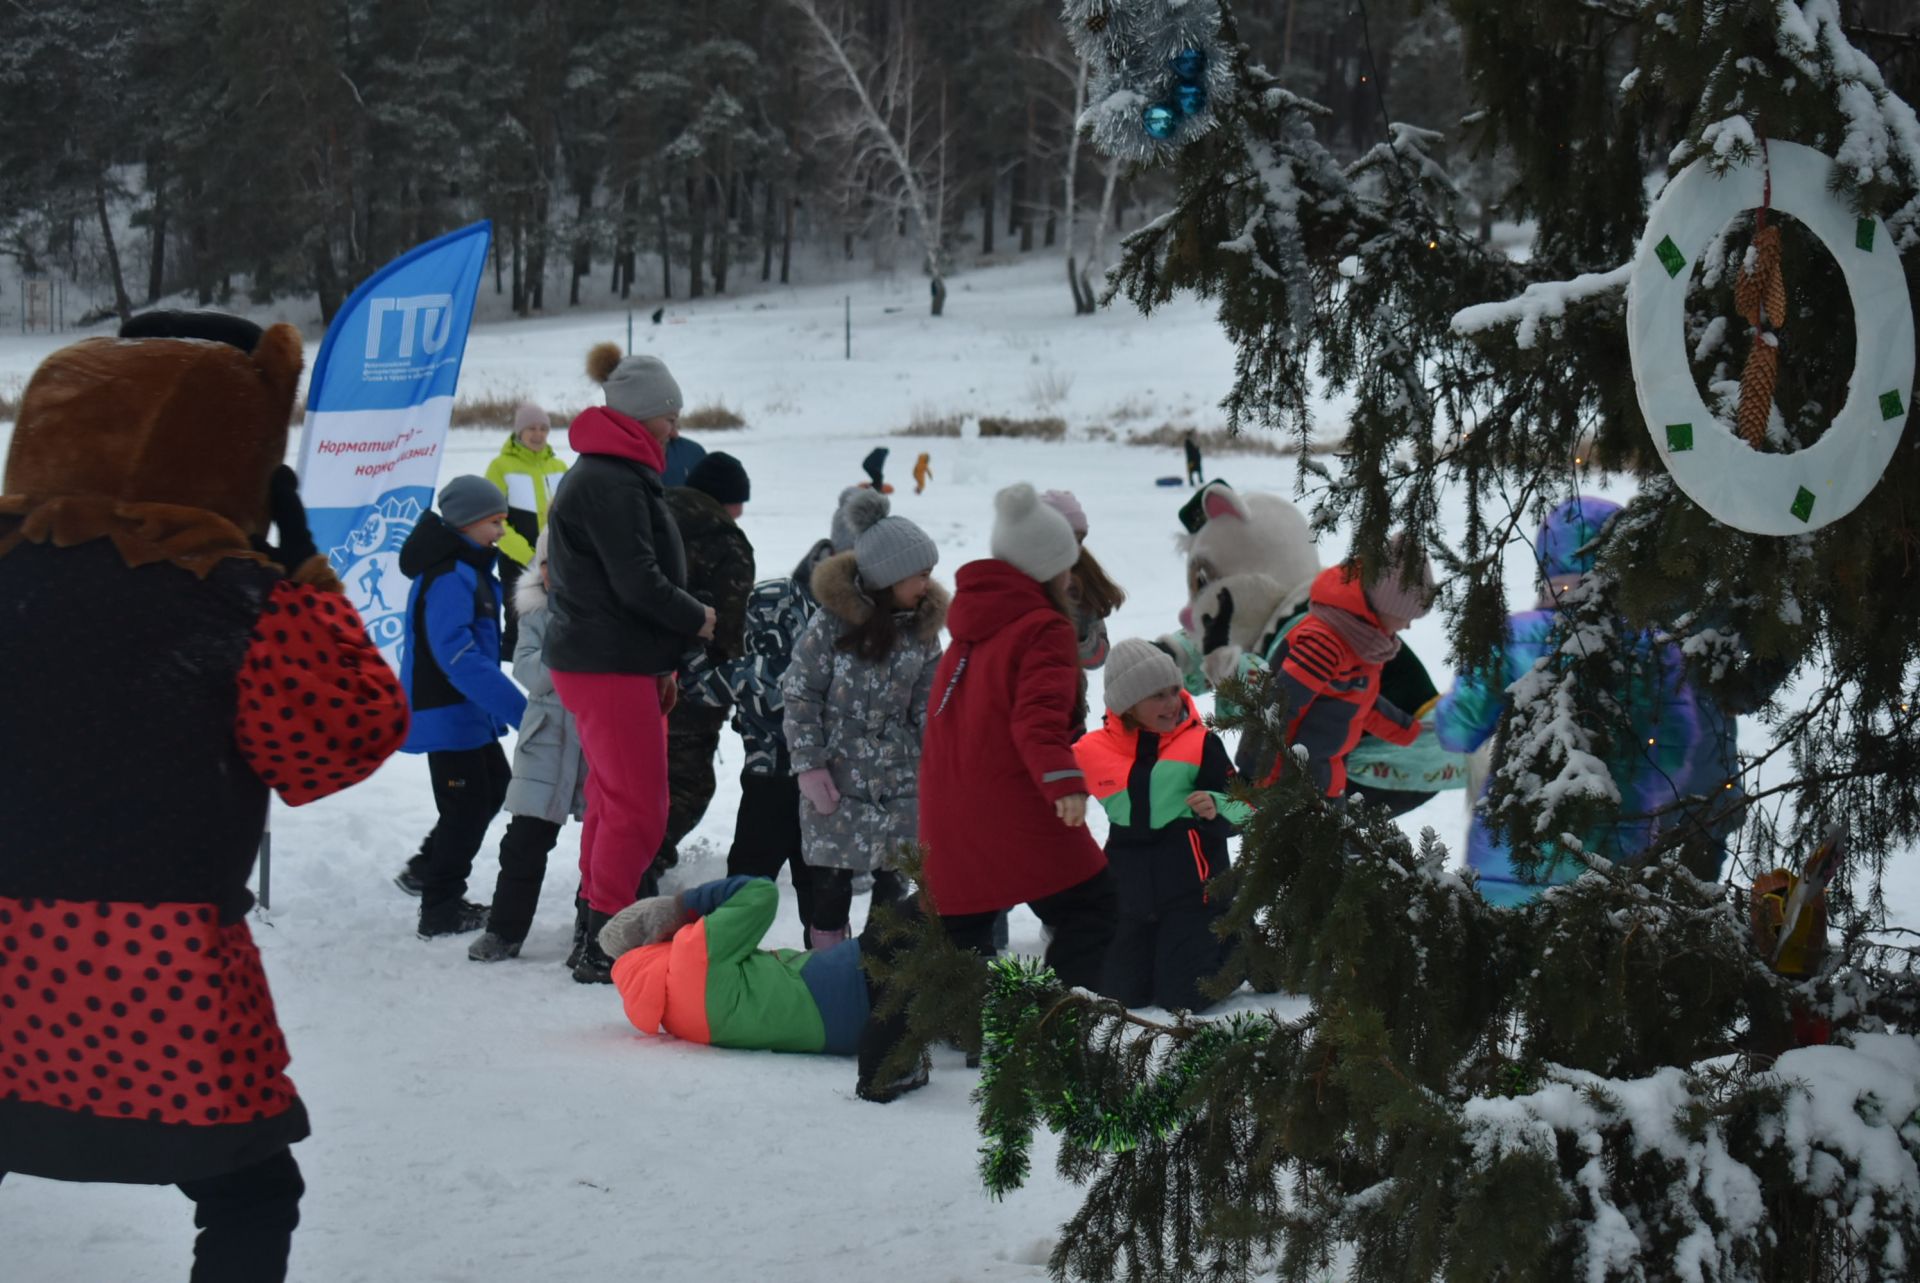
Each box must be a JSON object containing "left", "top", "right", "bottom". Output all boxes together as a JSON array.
[{"left": 467, "top": 931, "right": 522, "bottom": 963}]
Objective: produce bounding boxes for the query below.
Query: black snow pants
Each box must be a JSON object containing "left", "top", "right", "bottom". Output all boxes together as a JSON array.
[{"left": 2, "top": 1147, "right": 304, "bottom": 1283}]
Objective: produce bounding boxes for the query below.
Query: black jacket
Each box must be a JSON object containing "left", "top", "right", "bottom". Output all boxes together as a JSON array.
[{"left": 545, "top": 447, "right": 707, "bottom": 675}]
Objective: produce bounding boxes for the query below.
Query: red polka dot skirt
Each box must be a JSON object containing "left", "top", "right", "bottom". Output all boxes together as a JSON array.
[{"left": 0, "top": 896, "right": 297, "bottom": 1127}]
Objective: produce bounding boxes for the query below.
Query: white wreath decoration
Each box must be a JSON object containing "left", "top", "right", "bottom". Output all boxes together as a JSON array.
[{"left": 1625, "top": 140, "right": 1914, "bottom": 536}]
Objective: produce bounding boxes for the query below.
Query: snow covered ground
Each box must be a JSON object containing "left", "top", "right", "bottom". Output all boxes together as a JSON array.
[{"left": 2, "top": 257, "right": 1914, "bottom": 1280}]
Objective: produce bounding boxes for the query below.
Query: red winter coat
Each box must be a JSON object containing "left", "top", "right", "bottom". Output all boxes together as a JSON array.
[{"left": 919, "top": 560, "right": 1106, "bottom": 916}]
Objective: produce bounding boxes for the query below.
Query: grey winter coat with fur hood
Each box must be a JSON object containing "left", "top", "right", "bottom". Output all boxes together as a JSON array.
[
  {"left": 504, "top": 567, "right": 587, "bottom": 824},
  {"left": 781, "top": 551, "right": 948, "bottom": 873}
]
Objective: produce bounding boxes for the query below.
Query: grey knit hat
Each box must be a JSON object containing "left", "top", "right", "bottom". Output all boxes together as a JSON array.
[
  {"left": 603, "top": 354, "right": 683, "bottom": 423},
  {"left": 1363, "top": 535, "right": 1437, "bottom": 626},
  {"left": 991, "top": 482, "right": 1080, "bottom": 582},
  {"left": 831, "top": 485, "right": 883, "bottom": 553},
  {"left": 438, "top": 475, "right": 509, "bottom": 528},
  {"left": 839, "top": 487, "right": 937, "bottom": 588},
  {"left": 1104, "top": 639, "right": 1184, "bottom": 714}
]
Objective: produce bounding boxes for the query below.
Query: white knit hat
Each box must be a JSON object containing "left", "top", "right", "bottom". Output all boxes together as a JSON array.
[
  {"left": 1103, "top": 639, "right": 1183, "bottom": 713},
  {"left": 991, "top": 483, "right": 1080, "bottom": 582}
]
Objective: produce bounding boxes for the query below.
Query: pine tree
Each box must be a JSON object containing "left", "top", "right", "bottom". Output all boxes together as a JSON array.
[{"left": 867, "top": 3, "right": 1920, "bottom": 1280}]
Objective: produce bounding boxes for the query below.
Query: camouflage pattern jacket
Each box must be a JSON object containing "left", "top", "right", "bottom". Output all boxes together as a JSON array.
[
  {"left": 684, "top": 541, "right": 832, "bottom": 777},
  {"left": 665, "top": 485, "right": 755, "bottom": 734},
  {"left": 781, "top": 552, "right": 948, "bottom": 873}
]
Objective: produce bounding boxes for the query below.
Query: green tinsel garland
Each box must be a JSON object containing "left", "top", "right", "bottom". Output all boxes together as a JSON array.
[{"left": 977, "top": 955, "right": 1271, "bottom": 1199}]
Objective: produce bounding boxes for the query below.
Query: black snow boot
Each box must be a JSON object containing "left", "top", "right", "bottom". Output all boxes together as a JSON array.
[
  {"left": 418, "top": 899, "right": 488, "bottom": 939},
  {"left": 856, "top": 1051, "right": 932, "bottom": 1104},
  {"left": 571, "top": 910, "right": 616, "bottom": 984},
  {"left": 563, "top": 895, "right": 591, "bottom": 971}
]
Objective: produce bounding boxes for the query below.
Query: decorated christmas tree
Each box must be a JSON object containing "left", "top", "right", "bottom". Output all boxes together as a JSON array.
[{"left": 870, "top": 3, "right": 1920, "bottom": 1280}]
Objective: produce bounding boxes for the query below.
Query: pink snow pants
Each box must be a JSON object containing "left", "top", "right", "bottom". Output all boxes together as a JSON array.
[{"left": 550, "top": 670, "right": 670, "bottom": 915}]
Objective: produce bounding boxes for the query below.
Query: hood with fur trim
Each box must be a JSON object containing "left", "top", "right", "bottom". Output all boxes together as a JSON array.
[{"left": 809, "top": 549, "right": 948, "bottom": 641}]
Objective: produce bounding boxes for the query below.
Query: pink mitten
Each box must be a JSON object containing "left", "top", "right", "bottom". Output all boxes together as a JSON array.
[{"left": 798, "top": 767, "right": 841, "bottom": 815}]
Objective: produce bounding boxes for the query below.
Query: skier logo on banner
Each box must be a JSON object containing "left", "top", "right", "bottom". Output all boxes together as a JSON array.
[{"left": 326, "top": 492, "right": 423, "bottom": 656}]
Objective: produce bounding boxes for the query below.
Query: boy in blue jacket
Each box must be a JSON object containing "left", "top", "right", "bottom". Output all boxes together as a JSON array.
[{"left": 400, "top": 475, "right": 529, "bottom": 938}]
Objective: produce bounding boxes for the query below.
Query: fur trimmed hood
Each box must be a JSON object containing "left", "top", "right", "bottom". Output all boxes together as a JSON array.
[
  {"left": 810, "top": 549, "right": 948, "bottom": 641},
  {"left": 515, "top": 529, "right": 552, "bottom": 617}
]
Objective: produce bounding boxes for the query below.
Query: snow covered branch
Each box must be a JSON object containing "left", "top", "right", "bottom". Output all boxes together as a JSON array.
[{"left": 1450, "top": 264, "right": 1632, "bottom": 350}]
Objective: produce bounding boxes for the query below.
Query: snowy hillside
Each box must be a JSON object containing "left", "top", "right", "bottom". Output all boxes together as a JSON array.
[{"left": 4, "top": 258, "right": 1914, "bottom": 1281}]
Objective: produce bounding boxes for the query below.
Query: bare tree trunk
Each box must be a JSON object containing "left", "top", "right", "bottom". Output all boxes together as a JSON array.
[
  {"left": 788, "top": 0, "right": 946, "bottom": 314},
  {"left": 619, "top": 179, "right": 640, "bottom": 298},
  {"left": 713, "top": 173, "right": 732, "bottom": 294},
  {"left": 781, "top": 194, "right": 794, "bottom": 284},
  {"left": 981, "top": 182, "right": 994, "bottom": 255},
  {"left": 570, "top": 185, "right": 593, "bottom": 306},
  {"left": 93, "top": 181, "right": 133, "bottom": 323},
  {"left": 145, "top": 157, "right": 167, "bottom": 304},
  {"left": 527, "top": 185, "right": 550, "bottom": 313},
  {"left": 1082, "top": 153, "right": 1121, "bottom": 307},
  {"left": 761, "top": 181, "right": 776, "bottom": 282},
  {"left": 687, "top": 174, "right": 707, "bottom": 299},
  {"left": 511, "top": 215, "right": 525, "bottom": 315},
  {"left": 657, "top": 190, "right": 674, "bottom": 299},
  {"left": 1061, "top": 57, "right": 1090, "bottom": 314}
]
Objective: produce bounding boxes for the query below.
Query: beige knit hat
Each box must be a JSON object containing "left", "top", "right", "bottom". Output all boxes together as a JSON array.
[
  {"left": 1103, "top": 639, "right": 1184, "bottom": 713},
  {"left": 991, "top": 483, "right": 1080, "bottom": 582}
]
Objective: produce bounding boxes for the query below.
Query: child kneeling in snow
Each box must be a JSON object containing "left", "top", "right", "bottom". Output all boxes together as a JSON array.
[
  {"left": 1075, "top": 640, "right": 1251, "bottom": 1012},
  {"left": 600, "top": 876, "right": 930, "bottom": 1099}
]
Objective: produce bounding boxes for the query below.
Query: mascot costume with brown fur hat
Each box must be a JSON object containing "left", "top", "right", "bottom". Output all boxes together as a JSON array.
[{"left": 0, "top": 311, "right": 411, "bottom": 1282}]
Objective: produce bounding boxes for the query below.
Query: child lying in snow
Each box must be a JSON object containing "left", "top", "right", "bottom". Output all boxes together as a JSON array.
[{"left": 600, "top": 876, "right": 930, "bottom": 1101}]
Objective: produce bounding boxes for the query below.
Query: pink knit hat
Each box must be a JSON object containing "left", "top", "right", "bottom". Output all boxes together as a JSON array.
[
  {"left": 513, "top": 401, "right": 550, "bottom": 435},
  {"left": 1364, "top": 536, "right": 1436, "bottom": 626},
  {"left": 1040, "top": 489, "right": 1088, "bottom": 538}
]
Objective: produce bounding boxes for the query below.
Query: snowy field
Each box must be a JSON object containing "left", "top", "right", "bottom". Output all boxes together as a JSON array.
[{"left": 4, "top": 257, "right": 1916, "bottom": 1281}]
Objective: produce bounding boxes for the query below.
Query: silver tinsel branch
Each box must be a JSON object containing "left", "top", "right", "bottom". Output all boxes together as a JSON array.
[{"left": 1060, "top": 0, "right": 1235, "bottom": 162}]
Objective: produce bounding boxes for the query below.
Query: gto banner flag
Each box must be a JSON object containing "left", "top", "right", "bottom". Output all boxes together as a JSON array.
[{"left": 295, "top": 220, "right": 491, "bottom": 668}]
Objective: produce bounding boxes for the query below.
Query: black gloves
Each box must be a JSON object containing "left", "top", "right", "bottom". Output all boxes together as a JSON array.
[{"left": 258, "top": 465, "right": 319, "bottom": 574}]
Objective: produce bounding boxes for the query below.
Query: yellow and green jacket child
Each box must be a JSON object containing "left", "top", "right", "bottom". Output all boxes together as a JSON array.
[
  {"left": 1075, "top": 640, "right": 1251, "bottom": 1012},
  {"left": 484, "top": 403, "right": 570, "bottom": 569}
]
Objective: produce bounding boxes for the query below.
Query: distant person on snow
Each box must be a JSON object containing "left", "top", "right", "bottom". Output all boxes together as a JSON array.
[
  {"left": 650, "top": 452, "right": 757, "bottom": 898},
  {"left": 1075, "top": 641, "right": 1249, "bottom": 1012},
  {"left": 546, "top": 343, "right": 716, "bottom": 984},
  {"left": 912, "top": 451, "right": 932, "bottom": 494},
  {"left": 861, "top": 445, "right": 891, "bottom": 493},
  {"left": 783, "top": 489, "right": 946, "bottom": 950},
  {"left": 466, "top": 530, "right": 591, "bottom": 965},
  {"left": 0, "top": 311, "right": 410, "bottom": 1283},
  {"left": 1184, "top": 431, "right": 1204, "bottom": 486},
  {"left": 484, "top": 401, "right": 568, "bottom": 658},
  {"left": 395, "top": 476, "right": 528, "bottom": 940}
]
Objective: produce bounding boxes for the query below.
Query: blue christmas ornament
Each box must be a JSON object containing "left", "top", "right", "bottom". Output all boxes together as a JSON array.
[
  {"left": 1175, "top": 81, "right": 1207, "bottom": 116},
  {"left": 1142, "top": 103, "right": 1177, "bottom": 139},
  {"left": 1169, "top": 48, "right": 1206, "bottom": 81}
]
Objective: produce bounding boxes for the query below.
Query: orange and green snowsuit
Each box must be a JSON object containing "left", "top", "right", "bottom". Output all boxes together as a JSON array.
[
  {"left": 611, "top": 877, "right": 868, "bottom": 1053},
  {"left": 1074, "top": 692, "right": 1251, "bottom": 1011}
]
